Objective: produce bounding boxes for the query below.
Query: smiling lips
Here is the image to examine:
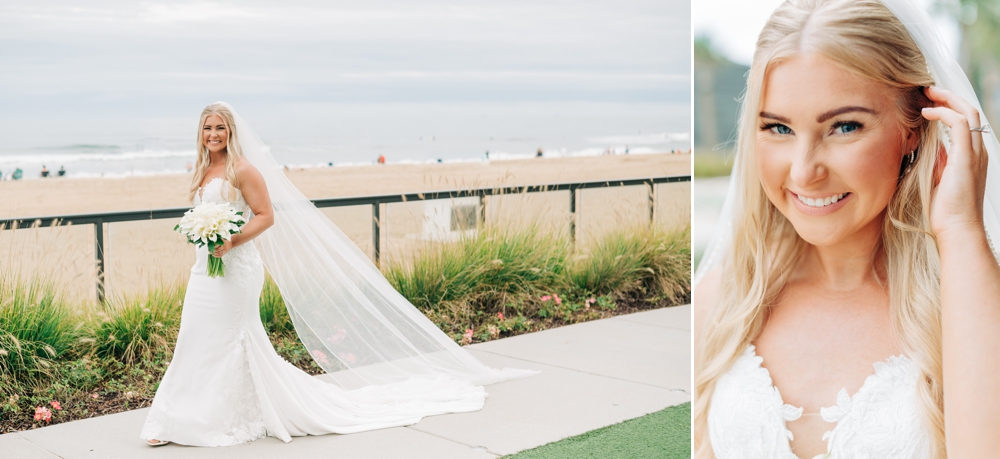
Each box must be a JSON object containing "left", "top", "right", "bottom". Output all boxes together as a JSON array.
[{"left": 795, "top": 192, "right": 849, "bottom": 208}]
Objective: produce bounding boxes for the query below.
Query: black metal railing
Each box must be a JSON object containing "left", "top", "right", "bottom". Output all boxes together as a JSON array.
[{"left": 1, "top": 175, "right": 690, "bottom": 302}]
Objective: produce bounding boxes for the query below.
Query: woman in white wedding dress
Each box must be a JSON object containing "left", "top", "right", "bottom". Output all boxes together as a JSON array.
[
  {"left": 140, "top": 104, "right": 536, "bottom": 447},
  {"left": 693, "top": 0, "right": 1000, "bottom": 458}
]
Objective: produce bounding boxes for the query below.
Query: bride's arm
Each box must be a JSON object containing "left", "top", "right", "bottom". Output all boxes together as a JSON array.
[
  {"left": 225, "top": 160, "right": 273, "bottom": 251},
  {"left": 922, "top": 86, "right": 1000, "bottom": 455}
]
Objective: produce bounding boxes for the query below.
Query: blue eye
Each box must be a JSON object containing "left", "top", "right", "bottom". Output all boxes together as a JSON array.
[
  {"left": 834, "top": 122, "right": 861, "bottom": 134},
  {"left": 761, "top": 123, "right": 792, "bottom": 135}
]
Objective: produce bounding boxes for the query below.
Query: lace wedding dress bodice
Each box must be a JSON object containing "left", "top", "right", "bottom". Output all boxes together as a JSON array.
[
  {"left": 141, "top": 178, "right": 488, "bottom": 447},
  {"left": 708, "top": 345, "right": 931, "bottom": 459}
]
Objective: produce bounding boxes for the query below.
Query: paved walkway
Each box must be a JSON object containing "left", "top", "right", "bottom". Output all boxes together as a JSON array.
[{"left": 0, "top": 305, "right": 690, "bottom": 459}]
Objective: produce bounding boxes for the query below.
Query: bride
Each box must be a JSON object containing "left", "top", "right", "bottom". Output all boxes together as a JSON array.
[
  {"left": 694, "top": 0, "right": 1000, "bottom": 458},
  {"left": 140, "top": 103, "right": 536, "bottom": 447}
]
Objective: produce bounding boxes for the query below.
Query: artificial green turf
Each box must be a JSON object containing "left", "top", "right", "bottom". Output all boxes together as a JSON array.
[{"left": 503, "top": 402, "right": 691, "bottom": 459}]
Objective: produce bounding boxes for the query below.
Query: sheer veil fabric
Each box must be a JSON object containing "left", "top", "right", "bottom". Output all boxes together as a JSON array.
[
  {"left": 222, "top": 102, "right": 538, "bottom": 390},
  {"left": 693, "top": 0, "right": 1000, "bottom": 286}
]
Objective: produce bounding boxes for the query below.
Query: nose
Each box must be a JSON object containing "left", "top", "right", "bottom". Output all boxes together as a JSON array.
[{"left": 788, "top": 139, "right": 826, "bottom": 188}]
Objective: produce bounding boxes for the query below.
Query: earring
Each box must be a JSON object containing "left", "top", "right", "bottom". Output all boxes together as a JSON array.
[{"left": 901, "top": 150, "right": 917, "bottom": 176}]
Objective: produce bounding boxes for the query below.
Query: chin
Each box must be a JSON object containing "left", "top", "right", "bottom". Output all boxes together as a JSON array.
[{"left": 786, "top": 220, "right": 848, "bottom": 247}]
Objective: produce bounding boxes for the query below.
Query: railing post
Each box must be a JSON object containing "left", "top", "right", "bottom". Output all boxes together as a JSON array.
[
  {"left": 94, "top": 219, "right": 105, "bottom": 304},
  {"left": 478, "top": 193, "right": 486, "bottom": 228},
  {"left": 569, "top": 185, "right": 578, "bottom": 245},
  {"left": 372, "top": 201, "right": 381, "bottom": 267},
  {"left": 647, "top": 179, "right": 656, "bottom": 226}
]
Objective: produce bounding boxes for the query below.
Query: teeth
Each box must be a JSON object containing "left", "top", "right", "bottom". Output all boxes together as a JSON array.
[{"left": 797, "top": 192, "right": 847, "bottom": 208}]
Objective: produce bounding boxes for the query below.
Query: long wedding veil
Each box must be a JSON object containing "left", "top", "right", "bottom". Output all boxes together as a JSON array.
[
  {"left": 218, "top": 102, "right": 538, "bottom": 390},
  {"left": 693, "top": 0, "right": 1000, "bottom": 287}
]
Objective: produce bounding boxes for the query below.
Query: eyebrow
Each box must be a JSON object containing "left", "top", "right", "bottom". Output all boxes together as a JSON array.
[
  {"left": 759, "top": 111, "right": 790, "bottom": 123},
  {"left": 759, "top": 106, "right": 877, "bottom": 124},
  {"left": 816, "top": 106, "right": 876, "bottom": 123}
]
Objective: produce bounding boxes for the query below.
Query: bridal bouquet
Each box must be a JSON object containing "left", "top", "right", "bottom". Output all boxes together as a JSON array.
[{"left": 174, "top": 202, "right": 246, "bottom": 278}]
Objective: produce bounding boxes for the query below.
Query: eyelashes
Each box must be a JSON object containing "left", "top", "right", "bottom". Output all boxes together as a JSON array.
[
  {"left": 758, "top": 121, "right": 864, "bottom": 136},
  {"left": 760, "top": 123, "right": 792, "bottom": 135},
  {"left": 831, "top": 121, "right": 862, "bottom": 134}
]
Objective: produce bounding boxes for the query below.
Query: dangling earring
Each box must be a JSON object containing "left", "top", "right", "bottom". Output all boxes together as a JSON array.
[{"left": 899, "top": 150, "right": 917, "bottom": 177}]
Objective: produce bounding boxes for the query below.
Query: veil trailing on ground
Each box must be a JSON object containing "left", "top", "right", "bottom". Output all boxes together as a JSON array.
[
  {"left": 217, "top": 102, "right": 538, "bottom": 390},
  {"left": 693, "top": 0, "right": 1000, "bottom": 287}
]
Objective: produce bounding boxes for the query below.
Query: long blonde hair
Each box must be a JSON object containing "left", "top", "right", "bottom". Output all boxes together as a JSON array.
[
  {"left": 693, "top": 0, "right": 945, "bottom": 457},
  {"left": 189, "top": 103, "right": 243, "bottom": 203}
]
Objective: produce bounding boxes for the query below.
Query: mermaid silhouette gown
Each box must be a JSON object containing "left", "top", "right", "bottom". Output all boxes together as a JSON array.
[{"left": 139, "top": 178, "right": 486, "bottom": 446}]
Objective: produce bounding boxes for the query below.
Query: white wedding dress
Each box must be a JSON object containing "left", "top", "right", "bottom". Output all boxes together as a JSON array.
[
  {"left": 707, "top": 345, "right": 931, "bottom": 459},
  {"left": 139, "top": 178, "right": 488, "bottom": 446}
]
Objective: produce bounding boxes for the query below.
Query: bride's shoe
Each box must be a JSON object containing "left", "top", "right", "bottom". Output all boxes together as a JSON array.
[{"left": 147, "top": 439, "right": 170, "bottom": 446}]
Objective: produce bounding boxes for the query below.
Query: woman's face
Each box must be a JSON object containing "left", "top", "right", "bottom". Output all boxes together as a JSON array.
[
  {"left": 756, "top": 53, "right": 913, "bottom": 248},
  {"left": 202, "top": 114, "right": 229, "bottom": 155}
]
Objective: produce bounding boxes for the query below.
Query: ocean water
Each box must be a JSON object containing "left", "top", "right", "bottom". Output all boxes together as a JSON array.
[{"left": 0, "top": 102, "right": 689, "bottom": 179}]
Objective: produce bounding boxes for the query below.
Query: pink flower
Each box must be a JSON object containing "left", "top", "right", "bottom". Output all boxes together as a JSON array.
[
  {"left": 540, "top": 295, "right": 552, "bottom": 302},
  {"left": 337, "top": 352, "right": 357, "bottom": 364},
  {"left": 553, "top": 294, "right": 562, "bottom": 305},
  {"left": 460, "top": 329, "right": 474, "bottom": 346},
  {"left": 50, "top": 401, "right": 62, "bottom": 411},
  {"left": 325, "top": 328, "right": 348, "bottom": 345},
  {"left": 90, "top": 393, "right": 99, "bottom": 399},
  {"left": 497, "top": 312, "right": 505, "bottom": 320},
  {"left": 34, "top": 406, "right": 52, "bottom": 423},
  {"left": 311, "top": 349, "right": 329, "bottom": 364}
]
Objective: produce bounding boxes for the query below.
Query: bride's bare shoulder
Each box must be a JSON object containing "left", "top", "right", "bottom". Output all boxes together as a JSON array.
[{"left": 233, "top": 158, "right": 264, "bottom": 185}]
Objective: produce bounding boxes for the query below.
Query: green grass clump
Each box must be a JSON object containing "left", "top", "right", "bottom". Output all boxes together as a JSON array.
[
  {"left": 384, "top": 224, "right": 569, "bottom": 314},
  {"left": 572, "top": 226, "right": 691, "bottom": 303},
  {"left": 88, "top": 285, "right": 184, "bottom": 367},
  {"left": 503, "top": 403, "right": 691, "bottom": 459},
  {"left": 0, "top": 274, "right": 77, "bottom": 396},
  {"left": 259, "top": 276, "right": 295, "bottom": 339},
  {"left": 384, "top": 223, "right": 691, "bottom": 342}
]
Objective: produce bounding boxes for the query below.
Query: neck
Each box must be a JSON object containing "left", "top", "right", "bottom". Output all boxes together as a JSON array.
[
  {"left": 208, "top": 150, "right": 227, "bottom": 166},
  {"left": 796, "top": 215, "right": 885, "bottom": 292}
]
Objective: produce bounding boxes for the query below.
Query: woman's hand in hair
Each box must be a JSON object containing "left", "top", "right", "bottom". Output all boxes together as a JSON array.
[{"left": 920, "top": 85, "right": 989, "bottom": 244}]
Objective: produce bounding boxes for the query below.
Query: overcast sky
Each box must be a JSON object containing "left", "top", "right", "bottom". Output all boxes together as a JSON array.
[{"left": 0, "top": 0, "right": 690, "bottom": 119}]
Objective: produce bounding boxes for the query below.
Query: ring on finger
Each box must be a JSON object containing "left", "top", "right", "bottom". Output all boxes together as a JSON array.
[{"left": 970, "top": 123, "right": 992, "bottom": 134}]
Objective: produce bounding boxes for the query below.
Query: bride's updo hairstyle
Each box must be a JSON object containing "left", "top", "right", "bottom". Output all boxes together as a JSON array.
[
  {"left": 694, "top": 0, "right": 946, "bottom": 456},
  {"left": 189, "top": 103, "right": 246, "bottom": 203}
]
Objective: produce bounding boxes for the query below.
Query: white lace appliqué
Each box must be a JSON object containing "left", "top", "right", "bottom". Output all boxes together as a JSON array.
[{"left": 708, "top": 345, "right": 931, "bottom": 459}]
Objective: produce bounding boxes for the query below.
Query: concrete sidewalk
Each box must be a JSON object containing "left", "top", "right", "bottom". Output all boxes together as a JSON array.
[{"left": 0, "top": 305, "right": 691, "bottom": 459}]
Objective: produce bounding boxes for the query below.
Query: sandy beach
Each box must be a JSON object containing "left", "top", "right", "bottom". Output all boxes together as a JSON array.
[{"left": 1, "top": 153, "right": 690, "bottom": 301}]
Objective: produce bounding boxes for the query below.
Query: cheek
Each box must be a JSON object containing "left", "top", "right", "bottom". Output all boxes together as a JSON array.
[
  {"left": 847, "top": 139, "right": 903, "bottom": 193},
  {"left": 755, "top": 142, "right": 788, "bottom": 198}
]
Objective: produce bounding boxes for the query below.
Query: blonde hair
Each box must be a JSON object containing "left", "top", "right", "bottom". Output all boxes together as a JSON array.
[
  {"left": 189, "top": 103, "right": 243, "bottom": 203},
  {"left": 693, "top": 0, "right": 945, "bottom": 457}
]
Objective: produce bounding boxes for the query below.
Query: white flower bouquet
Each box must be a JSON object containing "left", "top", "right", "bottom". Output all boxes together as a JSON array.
[{"left": 174, "top": 202, "right": 246, "bottom": 278}]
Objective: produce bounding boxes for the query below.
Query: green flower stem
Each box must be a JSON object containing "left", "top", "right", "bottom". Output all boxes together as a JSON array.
[{"left": 207, "top": 254, "right": 225, "bottom": 278}]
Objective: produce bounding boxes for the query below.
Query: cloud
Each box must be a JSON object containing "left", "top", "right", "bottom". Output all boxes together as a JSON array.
[
  {"left": 141, "top": 3, "right": 268, "bottom": 23},
  {"left": 0, "top": 0, "right": 689, "bottom": 114}
]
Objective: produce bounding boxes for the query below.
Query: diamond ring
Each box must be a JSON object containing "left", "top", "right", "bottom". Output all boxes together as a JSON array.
[{"left": 970, "top": 124, "right": 992, "bottom": 134}]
